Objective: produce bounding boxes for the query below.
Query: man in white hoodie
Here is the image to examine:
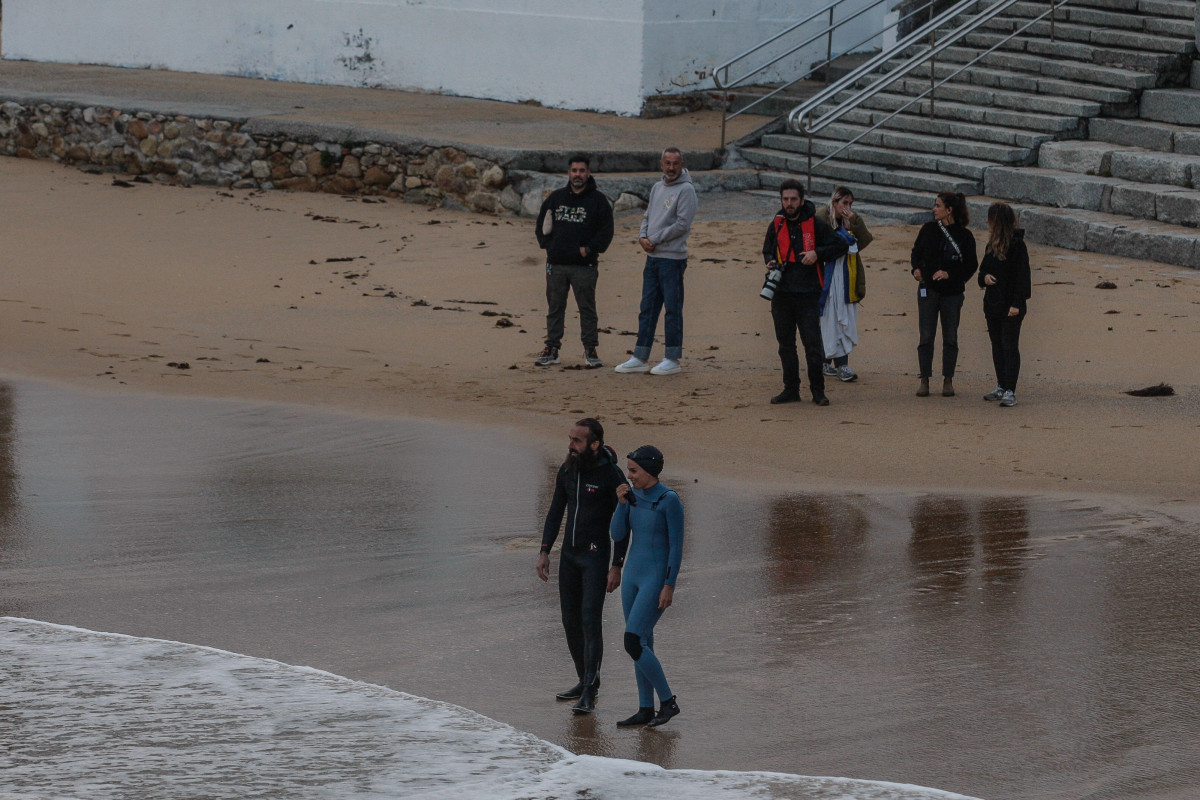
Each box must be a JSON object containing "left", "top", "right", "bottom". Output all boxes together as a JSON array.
[{"left": 614, "top": 148, "right": 698, "bottom": 376}]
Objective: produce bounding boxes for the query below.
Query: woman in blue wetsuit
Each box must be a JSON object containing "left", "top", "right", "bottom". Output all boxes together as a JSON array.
[{"left": 610, "top": 445, "right": 684, "bottom": 728}]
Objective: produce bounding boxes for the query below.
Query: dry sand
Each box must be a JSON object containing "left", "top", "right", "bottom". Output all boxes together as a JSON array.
[{"left": 2, "top": 156, "right": 1198, "bottom": 503}]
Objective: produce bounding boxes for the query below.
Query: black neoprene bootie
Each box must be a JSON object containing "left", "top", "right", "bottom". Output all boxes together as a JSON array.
[
  {"left": 616, "top": 707, "right": 655, "bottom": 727},
  {"left": 556, "top": 682, "right": 584, "bottom": 701},
  {"left": 572, "top": 682, "right": 597, "bottom": 714},
  {"left": 647, "top": 696, "right": 680, "bottom": 727},
  {"left": 556, "top": 675, "right": 600, "bottom": 701}
]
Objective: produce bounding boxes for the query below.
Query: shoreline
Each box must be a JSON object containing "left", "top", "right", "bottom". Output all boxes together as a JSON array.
[{"left": 1, "top": 156, "right": 1198, "bottom": 504}]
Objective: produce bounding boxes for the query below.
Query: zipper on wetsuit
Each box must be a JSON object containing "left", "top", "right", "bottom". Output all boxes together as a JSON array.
[{"left": 571, "top": 472, "right": 580, "bottom": 548}]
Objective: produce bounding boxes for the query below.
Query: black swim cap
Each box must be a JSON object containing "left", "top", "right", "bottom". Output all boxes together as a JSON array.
[{"left": 627, "top": 445, "right": 664, "bottom": 477}]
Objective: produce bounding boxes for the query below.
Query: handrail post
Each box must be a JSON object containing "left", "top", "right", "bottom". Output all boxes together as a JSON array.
[
  {"left": 719, "top": 68, "right": 730, "bottom": 153},
  {"left": 807, "top": 126, "right": 814, "bottom": 192},
  {"left": 827, "top": 7, "right": 835, "bottom": 69},
  {"left": 928, "top": 1, "right": 937, "bottom": 117}
]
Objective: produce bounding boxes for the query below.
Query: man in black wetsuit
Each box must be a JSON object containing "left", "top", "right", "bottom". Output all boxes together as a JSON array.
[{"left": 536, "top": 417, "right": 627, "bottom": 714}]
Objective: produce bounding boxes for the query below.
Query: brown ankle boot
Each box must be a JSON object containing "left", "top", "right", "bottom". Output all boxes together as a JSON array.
[
  {"left": 916, "top": 377, "right": 930, "bottom": 397},
  {"left": 942, "top": 377, "right": 955, "bottom": 397}
]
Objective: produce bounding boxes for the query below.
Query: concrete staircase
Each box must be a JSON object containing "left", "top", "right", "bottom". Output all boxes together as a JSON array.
[{"left": 733, "top": 0, "right": 1200, "bottom": 267}]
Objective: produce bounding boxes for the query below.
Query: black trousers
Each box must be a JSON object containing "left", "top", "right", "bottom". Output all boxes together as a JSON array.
[
  {"left": 986, "top": 311, "right": 1025, "bottom": 391},
  {"left": 771, "top": 291, "right": 825, "bottom": 395},
  {"left": 917, "top": 289, "right": 964, "bottom": 378},
  {"left": 558, "top": 547, "right": 609, "bottom": 683}
]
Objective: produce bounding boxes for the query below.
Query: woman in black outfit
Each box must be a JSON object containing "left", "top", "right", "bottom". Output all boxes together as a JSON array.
[
  {"left": 910, "top": 192, "right": 978, "bottom": 397},
  {"left": 978, "top": 202, "right": 1031, "bottom": 408}
]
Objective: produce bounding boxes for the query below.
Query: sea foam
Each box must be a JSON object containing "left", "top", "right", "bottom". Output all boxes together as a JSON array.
[{"left": 0, "top": 617, "right": 980, "bottom": 800}]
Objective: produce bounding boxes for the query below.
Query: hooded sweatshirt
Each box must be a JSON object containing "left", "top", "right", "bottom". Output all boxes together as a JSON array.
[
  {"left": 638, "top": 169, "right": 697, "bottom": 260},
  {"left": 978, "top": 229, "right": 1031, "bottom": 317},
  {"left": 535, "top": 176, "right": 615, "bottom": 267}
]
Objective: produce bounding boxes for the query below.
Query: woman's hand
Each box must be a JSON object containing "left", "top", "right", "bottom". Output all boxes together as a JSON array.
[
  {"left": 912, "top": 268, "right": 922, "bottom": 282},
  {"left": 616, "top": 483, "right": 630, "bottom": 504},
  {"left": 984, "top": 274, "right": 997, "bottom": 286},
  {"left": 1008, "top": 306, "right": 1020, "bottom": 317},
  {"left": 932, "top": 270, "right": 950, "bottom": 281},
  {"left": 658, "top": 585, "right": 674, "bottom": 610}
]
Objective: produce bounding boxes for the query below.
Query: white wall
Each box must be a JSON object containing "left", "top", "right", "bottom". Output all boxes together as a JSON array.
[{"left": 3, "top": 0, "right": 885, "bottom": 115}]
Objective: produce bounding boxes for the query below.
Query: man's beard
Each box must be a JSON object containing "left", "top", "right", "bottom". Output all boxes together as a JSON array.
[{"left": 565, "top": 445, "right": 599, "bottom": 475}]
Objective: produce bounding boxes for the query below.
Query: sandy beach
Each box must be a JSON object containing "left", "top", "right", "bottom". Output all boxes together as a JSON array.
[
  {"left": 3, "top": 153, "right": 1200, "bottom": 800},
  {"left": 2, "top": 156, "right": 1197, "bottom": 502}
]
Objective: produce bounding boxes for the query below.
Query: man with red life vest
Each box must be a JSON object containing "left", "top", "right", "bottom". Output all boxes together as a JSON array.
[{"left": 761, "top": 179, "right": 849, "bottom": 406}]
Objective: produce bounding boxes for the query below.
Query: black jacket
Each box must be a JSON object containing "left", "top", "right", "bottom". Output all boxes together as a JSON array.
[
  {"left": 910, "top": 221, "right": 978, "bottom": 296},
  {"left": 535, "top": 177, "right": 615, "bottom": 267},
  {"left": 978, "top": 229, "right": 1031, "bottom": 317},
  {"left": 761, "top": 200, "right": 848, "bottom": 294},
  {"left": 541, "top": 445, "right": 629, "bottom": 566}
]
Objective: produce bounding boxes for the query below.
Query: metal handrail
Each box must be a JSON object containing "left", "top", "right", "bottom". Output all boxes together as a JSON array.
[
  {"left": 713, "top": 0, "right": 940, "bottom": 150},
  {"left": 788, "top": 0, "right": 986, "bottom": 135},
  {"left": 788, "top": 0, "right": 1069, "bottom": 187}
]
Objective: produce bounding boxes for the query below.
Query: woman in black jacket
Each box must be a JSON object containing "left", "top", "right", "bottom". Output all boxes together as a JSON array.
[
  {"left": 910, "top": 192, "right": 978, "bottom": 397},
  {"left": 977, "top": 202, "right": 1031, "bottom": 408}
]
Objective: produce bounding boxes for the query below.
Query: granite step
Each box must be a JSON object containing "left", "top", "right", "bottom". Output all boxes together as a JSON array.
[
  {"left": 763, "top": 129, "right": 1033, "bottom": 163},
  {"left": 933, "top": 46, "right": 1159, "bottom": 91},
  {"left": 903, "top": 60, "right": 1136, "bottom": 105},
  {"left": 832, "top": 106, "right": 1063, "bottom": 148},
  {"left": 1140, "top": 89, "right": 1200, "bottom": 125},
  {"left": 758, "top": 171, "right": 939, "bottom": 209},
  {"left": 833, "top": 85, "right": 1103, "bottom": 119},
  {"left": 1088, "top": 118, "right": 1200, "bottom": 154},
  {"left": 985, "top": 165, "right": 1200, "bottom": 226},
  {"left": 744, "top": 188, "right": 931, "bottom": 224},
  {"left": 1003, "top": 203, "right": 1200, "bottom": 267}
]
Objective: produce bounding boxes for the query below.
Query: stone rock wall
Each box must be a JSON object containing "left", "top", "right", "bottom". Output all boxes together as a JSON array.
[{"left": 0, "top": 100, "right": 516, "bottom": 213}]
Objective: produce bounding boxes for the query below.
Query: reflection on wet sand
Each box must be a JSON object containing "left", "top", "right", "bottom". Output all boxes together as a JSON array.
[{"left": 2, "top": 378, "right": 1199, "bottom": 800}]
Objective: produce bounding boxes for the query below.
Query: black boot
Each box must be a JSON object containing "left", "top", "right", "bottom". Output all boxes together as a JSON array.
[
  {"left": 616, "top": 707, "right": 655, "bottom": 727},
  {"left": 647, "top": 695, "right": 680, "bottom": 727},
  {"left": 556, "top": 675, "right": 600, "bottom": 701},
  {"left": 572, "top": 678, "right": 599, "bottom": 715}
]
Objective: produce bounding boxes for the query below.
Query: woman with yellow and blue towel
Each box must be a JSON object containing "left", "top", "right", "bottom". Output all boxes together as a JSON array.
[{"left": 816, "top": 186, "right": 873, "bottom": 383}]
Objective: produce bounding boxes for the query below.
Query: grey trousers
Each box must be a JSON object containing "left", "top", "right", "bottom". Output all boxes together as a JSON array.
[{"left": 545, "top": 263, "right": 599, "bottom": 349}]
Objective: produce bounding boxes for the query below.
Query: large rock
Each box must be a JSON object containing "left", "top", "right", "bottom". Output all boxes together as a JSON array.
[
  {"left": 482, "top": 165, "right": 505, "bottom": 188},
  {"left": 338, "top": 155, "right": 362, "bottom": 179},
  {"left": 305, "top": 151, "right": 330, "bottom": 177},
  {"left": 363, "top": 166, "right": 392, "bottom": 186},
  {"left": 276, "top": 176, "right": 319, "bottom": 192},
  {"left": 250, "top": 160, "right": 271, "bottom": 180}
]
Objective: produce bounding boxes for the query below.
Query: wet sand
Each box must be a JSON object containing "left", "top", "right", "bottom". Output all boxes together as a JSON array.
[
  {"left": 2, "top": 379, "right": 1199, "bottom": 800},
  {"left": 2, "top": 157, "right": 1200, "bottom": 799},
  {"left": 0, "top": 157, "right": 1198, "bottom": 502}
]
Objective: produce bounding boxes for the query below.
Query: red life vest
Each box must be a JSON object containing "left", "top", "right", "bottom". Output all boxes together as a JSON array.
[{"left": 773, "top": 214, "right": 822, "bottom": 288}]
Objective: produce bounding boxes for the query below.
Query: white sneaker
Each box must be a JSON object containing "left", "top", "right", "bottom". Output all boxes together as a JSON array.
[
  {"left": 822, "top": 363, "right": 838, "bottom": 377},
  {"left": 614, "top": 357, "right": 650, "bottom": 374},
  {"left": 649, "top": 359, "right": 681, "bottom": 376},
  {"left": 1000, "top": 390, "right": 1017, "bottom": 407},
  {"left": 837, "top": 365, "right": 857, "bottom": 382}
]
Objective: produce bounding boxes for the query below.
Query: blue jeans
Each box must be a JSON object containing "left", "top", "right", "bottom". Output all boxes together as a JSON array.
[{"left": 633, "top": 256, "right": 686, "bottom": 362}]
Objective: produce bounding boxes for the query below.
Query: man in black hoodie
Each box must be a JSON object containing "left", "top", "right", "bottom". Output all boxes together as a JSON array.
[
  {"left": 534, "top": 155, "right": 615, "bottom": 368},
  {"left": 536, "top": 418, "right": 628, "bottom": 715},
  {"left": 762, "top": 179, "right": 848, "bottom": 406}
]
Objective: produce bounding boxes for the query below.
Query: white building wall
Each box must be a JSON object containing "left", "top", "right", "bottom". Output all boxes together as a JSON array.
[{"left": 3, "top": 0, "right": 885, "bottom": 115}]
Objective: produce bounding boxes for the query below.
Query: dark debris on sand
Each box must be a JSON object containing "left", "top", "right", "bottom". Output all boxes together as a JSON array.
[{"left": 1125, "top": 383, "right": 1174, "bottom": 397}]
